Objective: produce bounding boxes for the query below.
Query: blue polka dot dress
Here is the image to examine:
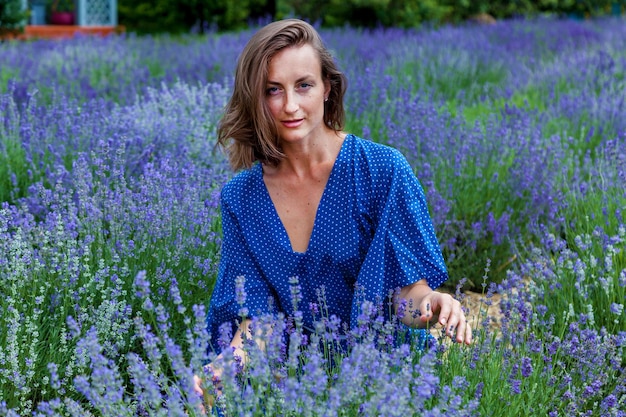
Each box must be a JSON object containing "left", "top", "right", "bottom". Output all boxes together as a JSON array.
[{"left": 206, "top": 134, "right": 448, "bottom": 351}]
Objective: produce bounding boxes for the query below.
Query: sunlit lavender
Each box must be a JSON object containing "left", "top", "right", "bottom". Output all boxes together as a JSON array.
[{"left": 0, "top": 16, "right": 624, "bottom": 416}]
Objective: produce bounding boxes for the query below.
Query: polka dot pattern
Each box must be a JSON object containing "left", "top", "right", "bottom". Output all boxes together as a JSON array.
[{"left": 206, "top": 134, "right": 448, "bottom": 350}]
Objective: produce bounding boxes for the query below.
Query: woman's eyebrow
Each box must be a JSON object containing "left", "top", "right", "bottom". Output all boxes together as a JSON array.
[{"left": 266, "top": 75, "right": 316, "bottom": 85}]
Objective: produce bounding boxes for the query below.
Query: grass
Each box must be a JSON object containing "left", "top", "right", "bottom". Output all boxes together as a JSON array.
[
  {"left": 0, "top": 135, "right": 28, "bottom": 204},
  {"left": 0, "top": 67, "right": 18, "bottom": 93}
]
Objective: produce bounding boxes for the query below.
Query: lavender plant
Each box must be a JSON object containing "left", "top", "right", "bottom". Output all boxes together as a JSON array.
[{"left": 0, "top": 15, "right": 624, "bottom": 416}]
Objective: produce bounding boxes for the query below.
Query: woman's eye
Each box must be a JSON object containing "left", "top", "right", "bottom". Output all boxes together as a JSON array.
[
  {"left": 299, "top": 83, "right": 312, "bottom": 89},
  {"left": 266, "top": 87, "right": 280, "bottom": 96}
]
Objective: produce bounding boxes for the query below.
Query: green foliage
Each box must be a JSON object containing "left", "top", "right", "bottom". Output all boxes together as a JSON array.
[
  {"left": 0, "top": 135, "right": 28, "bottom": 204},
  {"left": 173, "top": 0, "right": 254, "bottom": 33},
  {"left": 532, "top": 222, "right": 626, "bottom": 336},
  {"left": 289, "top": 0, "right": 625, "bottom": 28},
  {"left": 50, "top": 0, "right": 75, "bottom": 12},
  {"left": 0, "top": 67, "right": 18, "bottom": 93},
  {"left": 0, "top": 99, "right": 46, "bottom": 206},
  {"left": 396, "top": 57, "right": 508, "bottom": 104},
  {"left": 118, "top": 0, "right": 189, "bottom": 34},
  {"left": 0, "top": 0, "right": 28, "bottom": 38},
  {"left": 286, "top": 0, "right": 454, "bottom": 28},
  {"left": 118, "top": 0, "right": 272, "bottom": 34},
  {"left": 530, "top": 0, "right": 625, "bottom": 17},
  {"left": 116, "top": 0, "right": 624, "bottom": 34},
  {"left": 381, "top": 0, "right": 454, "bottom": 26}
]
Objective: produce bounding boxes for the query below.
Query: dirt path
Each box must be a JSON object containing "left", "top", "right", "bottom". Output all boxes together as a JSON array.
[{"left": 461, "top": 289, "right": 504, "bottom": 334}]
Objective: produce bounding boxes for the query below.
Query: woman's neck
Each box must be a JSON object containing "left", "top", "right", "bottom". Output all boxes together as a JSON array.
[{"left": 273, "top": 131, "right": 345, "bottom": 178}]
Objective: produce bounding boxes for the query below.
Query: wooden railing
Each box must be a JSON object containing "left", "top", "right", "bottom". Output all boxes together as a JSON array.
[{"left": 9, "top": 25, "right": 124, "bottom": 40}]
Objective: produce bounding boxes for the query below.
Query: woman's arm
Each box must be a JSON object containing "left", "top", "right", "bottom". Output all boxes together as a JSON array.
[
  {"left": 194, "top": 318, "right": 271, "bottom": 411},
  {"left": 201, "top": 318, "right": 253, "bottom": 383},
  {"left": 397, "top": 279, "right": 472, "bottom": 345}
]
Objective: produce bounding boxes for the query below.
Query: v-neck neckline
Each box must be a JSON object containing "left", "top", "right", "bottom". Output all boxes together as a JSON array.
[{"left": 258, "top": 134, "right": 351, "bottom": 255}]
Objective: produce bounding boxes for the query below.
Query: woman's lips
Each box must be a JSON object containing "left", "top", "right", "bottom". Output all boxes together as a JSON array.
[{"left": 282, "top": 119, "right": 303, "bottom": 128}]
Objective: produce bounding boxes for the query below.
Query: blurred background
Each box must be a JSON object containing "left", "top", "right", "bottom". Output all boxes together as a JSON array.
[
  {"left": 116, "top": 0, "right": 625, "bottom": 34},
  {"left": 2, "top": 0, "right": 625, "bottom": 37}
]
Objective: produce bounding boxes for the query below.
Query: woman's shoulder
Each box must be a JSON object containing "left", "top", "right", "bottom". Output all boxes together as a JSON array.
[
  {"left": 220, "top": 164, "right": 261, "bottom": 203},
  {"left": 347, "top": 134, "right": 409, "bottom": 173}
]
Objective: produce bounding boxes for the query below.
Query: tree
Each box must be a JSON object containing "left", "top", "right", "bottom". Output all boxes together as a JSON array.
[
  {"left": 118, "top": 0, "right": 278, "bottom": 34},
  {"left": 180, "top": 0, "right": 252, "bottom": 33},
  {"left": 250, "top": 0, "right": 277, "bottom": 22},
  {"left": 0, "top": 0, "right": 28, "bottom": 39}
]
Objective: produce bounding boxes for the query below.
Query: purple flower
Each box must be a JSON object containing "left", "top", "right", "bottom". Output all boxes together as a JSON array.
[
  {"left": 510, "top": 379, "right": 522, "bottom": 395},
  {"left": 217, "top": 322, "right": 233, "bottom": 352},
  {"left": 169, "top": 278, "right": 184, "bottom": 314},
  {"left": 521, "top": 356, "right": 533, "bottom": 378},
  {"left": 234, "top": 275, "right": 246, "bottom": 306},
  {"left": 396, "top": 297, "right": 408, "bottom": 320},
  {"left": 609, "top": 303, "right": 623, "bottom": 316},
  {"left": 46, "top": 363, "right": 61, "bottom": 390},
  {"left": 582, "top": 379, "right": 603, "bottom": 399},
  {"left": 289, "top": 276, "right": 303, "bottom": 312},
  {"left": 133, "top": 270, "right": 150, "bottom": 298},
  {"left": 601, "top": 394, "right": 617, "bottom": 411}
]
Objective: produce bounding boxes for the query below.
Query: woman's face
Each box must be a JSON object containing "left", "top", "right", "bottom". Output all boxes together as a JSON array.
[{"left": 265, "top": 44, "right": 330, "bottom": 145}]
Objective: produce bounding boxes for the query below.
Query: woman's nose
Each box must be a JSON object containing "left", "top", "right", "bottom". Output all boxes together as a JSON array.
[{"left": 284, "top": 91, "right": 299, "bottom": 113}]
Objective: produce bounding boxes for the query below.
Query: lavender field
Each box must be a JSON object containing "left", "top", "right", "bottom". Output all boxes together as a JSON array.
[{"left": 0, "top": 17, "right": 625, "bottom": 416}]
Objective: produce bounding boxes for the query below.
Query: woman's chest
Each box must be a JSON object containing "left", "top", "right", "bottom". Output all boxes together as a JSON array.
[{"left": 266, "top": 179, "right": 326, "bottom": 253}]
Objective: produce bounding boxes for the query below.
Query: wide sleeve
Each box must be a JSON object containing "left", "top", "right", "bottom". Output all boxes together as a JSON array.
[
  {"left": 205, "top": 190, "right": 274, "bottom": 352},
  {"left": 351, "top": 149, "right": 447, "bottom": 326}
]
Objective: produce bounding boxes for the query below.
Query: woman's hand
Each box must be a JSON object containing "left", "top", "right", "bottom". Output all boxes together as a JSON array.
[
  {"left": 193, "top": 363, "right": 221, "bottom": 415},
  {"left": 398, "top": 280, "right": 472, "bottom": 345},
  {"left": 193, "top": 342, "right": 248, "bottom": 414},
  {"left": 419, "top": 290, "right": 472, "bottom": 345},
  {"left": 193, "top": 373, "right": 212, "bottom": 415}
]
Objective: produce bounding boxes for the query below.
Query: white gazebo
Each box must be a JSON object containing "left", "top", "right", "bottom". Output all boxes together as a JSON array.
[{"left": 24, "top": 0, "right": 117, "bottom": 26}]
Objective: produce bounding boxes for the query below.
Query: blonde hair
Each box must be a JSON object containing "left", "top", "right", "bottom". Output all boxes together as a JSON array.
[{"left": 217, "top": 19, "right": 347, "bottom": 170}]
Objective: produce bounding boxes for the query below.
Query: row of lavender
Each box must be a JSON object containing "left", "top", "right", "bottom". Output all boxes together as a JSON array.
[{"left": 0, "top": 17, "right": 624, "bottom": 415}]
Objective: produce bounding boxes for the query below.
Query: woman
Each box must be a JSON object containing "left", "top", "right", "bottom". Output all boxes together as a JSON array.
[{"left": 198, "top": 18, "right": 471, "bottom": 398}]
